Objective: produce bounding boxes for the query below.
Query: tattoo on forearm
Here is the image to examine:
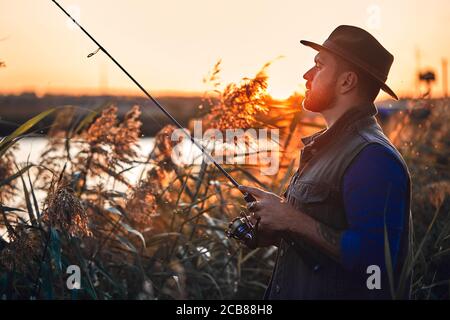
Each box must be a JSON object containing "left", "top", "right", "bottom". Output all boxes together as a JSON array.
[{"left": 316, "top": 222, "right": 342, "bottom": 247}]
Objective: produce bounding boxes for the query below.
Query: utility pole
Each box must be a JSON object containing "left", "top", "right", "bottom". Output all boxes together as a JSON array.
[
  {"left": 443, "top": 58, "right": 448, "bottom": 98},
  {"left": 415, "top": 47, "right": 421, "bottom": 97}
]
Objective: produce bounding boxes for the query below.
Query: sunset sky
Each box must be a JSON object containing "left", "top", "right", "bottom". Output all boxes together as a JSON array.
[{"left": 1, "top": 0, "right": 449, "bottom": 100}]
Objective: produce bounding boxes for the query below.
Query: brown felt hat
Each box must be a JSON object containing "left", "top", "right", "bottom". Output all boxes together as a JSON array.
[{"left": 300, "top": 25, "right": 398, "bottom": 100}]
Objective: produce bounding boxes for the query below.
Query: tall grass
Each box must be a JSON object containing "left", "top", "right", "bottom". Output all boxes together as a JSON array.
[
  {"left": 383, "top": 99, "right": 450, "bottom": 299},
  {"left": 0, "top": 62, "right": 301, "bottom": 299},
  {"left": 0, "top": 63, "right": 448, "bottom": 299}
]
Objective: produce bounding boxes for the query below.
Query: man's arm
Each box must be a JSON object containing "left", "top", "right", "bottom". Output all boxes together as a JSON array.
[
  {"left": 285, "top": 211, "right": 343, "bottom": 262},
  {"left": 239, "top": 144, "right": 408, "bottom": 269},
  {"left": 285, "top": 144, "right": 408, "bottom": 269},
  {"left": 339, "top": 144, "right": 408, "bottom": 271},
  {"left": 244, "top": 191, "right": 344, "bottom": 257},
  {"left": 239, "top": 186, "right": 344, "bottom": 259}
]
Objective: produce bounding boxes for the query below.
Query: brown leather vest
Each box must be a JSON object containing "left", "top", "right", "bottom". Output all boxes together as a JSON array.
[{"left": 265, "top": 103, "right": 411, "bottom": 299}]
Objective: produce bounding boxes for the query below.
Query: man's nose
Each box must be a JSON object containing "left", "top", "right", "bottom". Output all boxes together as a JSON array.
[{"left": 303, "top": 67, "right": 315, "bottom": 81}]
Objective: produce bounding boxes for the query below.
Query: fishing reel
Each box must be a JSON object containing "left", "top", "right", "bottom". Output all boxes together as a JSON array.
[{"left": 225, "top": 211, "right": 260, "bottom": 249}]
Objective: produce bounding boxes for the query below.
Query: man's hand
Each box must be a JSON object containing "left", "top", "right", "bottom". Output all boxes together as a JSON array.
[
  {"left": 240, "top": 185, "right": 343, "bottom": 261},
  {"left": 239, "top": 185, "right": 295, "bottom": 247},
  {"left": 247, "top": 214, "right": 281, "bottom": 248}
]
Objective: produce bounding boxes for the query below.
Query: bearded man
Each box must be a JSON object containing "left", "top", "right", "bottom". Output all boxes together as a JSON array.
[{"left": 240, "top": 25, "right": 411, "bottom": 300}]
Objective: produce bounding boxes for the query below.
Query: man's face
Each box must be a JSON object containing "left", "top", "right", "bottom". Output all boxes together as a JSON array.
[{"left": 302, "top": 51, "right": 339, "bottom": 113}]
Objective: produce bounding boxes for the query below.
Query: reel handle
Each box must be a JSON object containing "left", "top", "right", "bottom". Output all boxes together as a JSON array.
[{"left": 243, "top": 192, "right": 256, "bottom": 203}]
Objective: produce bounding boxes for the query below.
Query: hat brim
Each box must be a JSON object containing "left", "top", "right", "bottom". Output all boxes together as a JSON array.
[{"left": 300, "top": 40, "right": 399, "bottom": 100}]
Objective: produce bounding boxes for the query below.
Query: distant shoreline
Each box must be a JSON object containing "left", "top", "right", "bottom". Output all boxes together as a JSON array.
[{"left": 0, "top": 93, "right": 205, "bottom": 137}]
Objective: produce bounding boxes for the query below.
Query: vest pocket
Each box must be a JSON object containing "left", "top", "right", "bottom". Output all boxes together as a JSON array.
[
  {"left": 287, "top": 181, "right": 335, "bottom": 225},
  {"left": 288, "top": 181, "right": 330, "bottom": 204},
  {"left": 285, "top": 181, "right": 338, "bottom": 275}
]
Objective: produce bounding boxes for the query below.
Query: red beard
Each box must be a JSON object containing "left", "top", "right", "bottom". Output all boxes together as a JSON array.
[{"left": 302, "top": 88, "right": 336, "bottom": 113}]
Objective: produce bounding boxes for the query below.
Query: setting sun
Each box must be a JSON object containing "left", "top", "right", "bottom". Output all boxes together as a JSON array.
[
  {"left": 266, "top": 81, "right": 296, "bottom": 101},
  {"left": 1, "top": 0, "right": 449, "bottom": 98}
]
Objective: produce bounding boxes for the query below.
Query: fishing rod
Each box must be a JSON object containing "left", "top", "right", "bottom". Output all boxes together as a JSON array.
[
  {"left": 51, "top": 0, "right": 262, "bottom": 246},
  {"left": 50, "top": 0, "right": 255, "bottom": 202}
]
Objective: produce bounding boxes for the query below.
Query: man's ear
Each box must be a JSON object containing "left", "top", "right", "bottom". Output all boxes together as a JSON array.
[{"left": 339, "top": 71, "right": 359, "bottom": 95}]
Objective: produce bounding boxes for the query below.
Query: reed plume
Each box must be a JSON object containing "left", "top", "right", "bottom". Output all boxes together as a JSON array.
[
  {"left": 42, "top": 179, "right": 91, "bottom": 237},
  {"left": 203, "top": 61, "right": 271, "bottom": 130}
]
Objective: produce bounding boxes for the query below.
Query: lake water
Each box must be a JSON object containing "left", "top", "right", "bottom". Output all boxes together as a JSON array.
[
  {"left": 14, "top": 137, "right": 157, "bottom": 185},
  {"left": 2, "top": 136, "right": 208, "bottom": 239},
  {"left": 9, "top": 137, "right": 212, "bottom": 211},
  {"left": 9, "top": 135, "right": 276, "bottom": 207}
]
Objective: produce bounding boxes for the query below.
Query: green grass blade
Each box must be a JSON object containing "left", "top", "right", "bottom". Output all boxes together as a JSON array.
[
  {"left": 0, "top": 108, "right": 55, "bottom": 158},
  {"left": 15, "top": 163, "right": 37, "bottom": 226},
  {"left": 407, "top": 206, "right": 441, "bottom": 277},
  {"left": 0, "top": 164, "right": 32, "bottom": 189},
  {"left": 384, "top": 221, "right": 395, "bottom": 299},
  {"left": 383, "top": 184, "right": 395, "bottom": 299},
  {"left": 27, "top": 166, "right": 41, "bottom": 221},
  {"left": 73, "top": 102, "right": 111, "bottom": 135},
  {"left": 119, "top": 221, "right": 146, "bottom": 248},
  {"left": 49, "top": 228, "right": 63, "bottom": 273}
]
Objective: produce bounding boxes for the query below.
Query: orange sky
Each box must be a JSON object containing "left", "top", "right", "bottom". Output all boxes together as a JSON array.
[{"left": 1, "top": 0, "right": 449, "bottom": 100}]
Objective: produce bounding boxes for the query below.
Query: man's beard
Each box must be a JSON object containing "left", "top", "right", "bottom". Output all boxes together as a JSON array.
[{"left": 302, "top": 83, "right": 337, "bottom": 113}]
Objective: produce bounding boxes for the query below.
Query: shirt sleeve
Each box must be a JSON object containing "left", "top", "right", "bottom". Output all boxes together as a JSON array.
[{"left": 340, "top": 143, "right": 408, "bottom": 273}]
